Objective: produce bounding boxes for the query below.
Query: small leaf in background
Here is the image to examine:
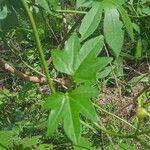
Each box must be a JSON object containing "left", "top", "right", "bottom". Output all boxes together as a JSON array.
[
  {"left": 132, "top": 23, "right": 140, "bottom": 34},
  {"left": 135, "top": 37, "right": 142, "bottom": 59},
  {"left": 79, "top": 2, "right": 102, "bottom": 41},
  {"left": 119, "top": 143, "right": 136, "bottom": 150},
  {"left": 1, "top": 8, "right": 18, "bottom": 35},
  {"left": 114, "top": 57, "right": 124, "bottom": 77},
  {"left": 0, "top": 6, "right": 7, "bottom": 20},
  {"left": 74, "top": 137, "right": 97, "bottom": 150},
  {"left": 97, "top": 66, "right": 114, "bottom": 79},
  {"left": 47, "top": 0, "right": 58, "bottom": 10},
  {"left": 103, "top": 2, "right": 124, "bottom": 57},
  {"left": 35, "top": 0, "right": 51, "bottom": 14},
  {"left": 17, "top": 136, "right": 41, "bottom": 149},
  {"left": 141, "top": 7, "right": 150, "bottom": 15},
  {"left": 128, "top": 74, "right": 148, "bottom": 86},
  {"left": 52, "top": 33, "right": 80, "bottom": 75},
  {"left": 76, "top": 0, "right": 93, "bottom": 8}
]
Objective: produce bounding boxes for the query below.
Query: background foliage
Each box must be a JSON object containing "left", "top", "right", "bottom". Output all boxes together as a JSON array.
[{"left": 0, "top": 0, "right": 150, "bottom": 149}]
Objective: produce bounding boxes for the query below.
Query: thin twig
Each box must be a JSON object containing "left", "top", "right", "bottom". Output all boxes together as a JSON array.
[{"left": 0, "top": 59, "right": 68, "bottom": 89}]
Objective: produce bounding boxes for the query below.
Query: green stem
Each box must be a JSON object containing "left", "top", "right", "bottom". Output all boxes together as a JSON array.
[
  {"left": 21, "top": 0, "right": 55, "bottom": 93},
  {"left": 56, "top": 9, "right": 87, "bottom": 14},
  {"left": 4, "top": 38, "right": 46, "bottom": 77},
  {"left": 94, "top": 103, "right": 136, "bottom": 129},
  {"left": 136, "top": 129, "right": 150, "bottom": 135},
  {"left": 94, "top": 122, "right": 133, "bottom": 138},
  {"left": 82, "top": 120, "right": 150, "bottom": 148},
  {"left": 81, "top": 120, "right": 133, "bottom": 138}
]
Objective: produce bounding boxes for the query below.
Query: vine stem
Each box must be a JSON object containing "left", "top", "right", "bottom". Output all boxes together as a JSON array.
[
  {"left": 82, "top": 120, "right": 150, "bottom": 149},
  {"left": 81, "top": 120, "right": 133, "bottom": 138},
  {"left": 56, "top": 9, "right": 87, "bottom": 14},
  {"left": 21, "top": 0, "right": 55, "bottom": 93},
  {"left": 93, "top": 103, "right": 136, "bottom": 129}
]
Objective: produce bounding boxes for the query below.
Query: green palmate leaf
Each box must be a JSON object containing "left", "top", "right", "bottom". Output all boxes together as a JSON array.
[
  {"left": 42, "top": 85, "right": 98, "bottom": 144},
  {"left": 117, "top": 5, "right": 134, "bottom": 41},
  {"left": 79, "top": 2, "right": 102, "bottom": 41},
  {"left": 0, "top": 6, "right": 7, "bottom": 20},
  {"left": 52, "top": 33, "right": 80, "bottom": 75},
  {"left": 103, "top": 2, "right": 124, "bottom": 57},
  {"left": 64, "top": 94, "right": 81, "bottom": 144},
  {"left": 52, "top": 34, "right": 112, "bottom": 83},
  {"left": 42, "top": 92, "right": 81, "bottom": 144},
  {"left": 35, "top": 0, "right": 51, "bottom": 14},
  {"left": 73, "top": 36, "right": 112, "bottom": 82},
  {"left": 69, "top": 85, "right": 98, "bottom": 122}
]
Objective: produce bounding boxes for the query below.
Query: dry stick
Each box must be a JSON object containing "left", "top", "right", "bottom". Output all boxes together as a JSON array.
[
  {"left": 2, "top": 37, "right": 67, "bottom": 88},
  {"left": 0, "top": 59, "right": 47, "bottom": 84},
  {"left": 0, "top": 59, "right": 68, "bottom": 88}
]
